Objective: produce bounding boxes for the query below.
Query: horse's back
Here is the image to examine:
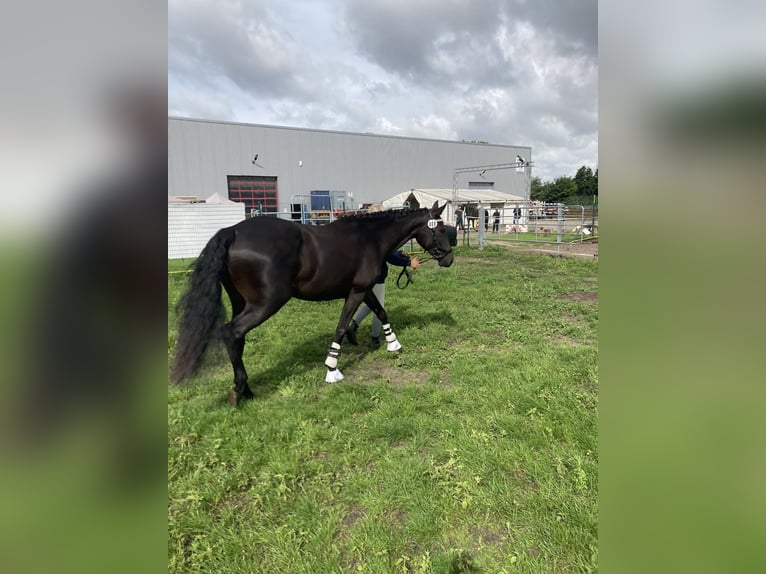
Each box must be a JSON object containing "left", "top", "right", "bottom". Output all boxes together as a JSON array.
[
  {"left": 222, "top": 217, "right": 380, "bottom": 302},
  {"left": 224, "top": 218, "right": 304, "bottom": 298},
  {"left": 291, "top": 222, "right": 379, "bottom": 300}
]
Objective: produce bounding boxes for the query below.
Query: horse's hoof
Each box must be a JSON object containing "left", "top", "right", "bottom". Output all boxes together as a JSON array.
[
  {"left": 325, "top": 369, "right": 345, "bottom": 383},
  {"left": 386, "top": 340, "right": 402, "bottom": 352},
  {"left": 228, "top": 389, "right": 241, "bottom": 406}
]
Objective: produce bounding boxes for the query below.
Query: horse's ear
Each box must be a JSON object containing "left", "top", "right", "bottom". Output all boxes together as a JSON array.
[{"left": 431, "top": 201, "right": 446, "bottom": 217}]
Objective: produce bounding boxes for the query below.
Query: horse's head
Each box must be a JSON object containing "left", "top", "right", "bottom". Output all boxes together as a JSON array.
[{"left": 414, "top": 201, "right": 454, "bottom": 267}]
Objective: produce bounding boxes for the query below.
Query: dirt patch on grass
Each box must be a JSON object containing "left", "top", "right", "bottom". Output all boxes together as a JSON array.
[
  {"left": 576, "top": 379, "right": 598, "bottom": 394},
  {"left": 549, "top": 335, "right": 584, "bottom": 347},
  {"left": 513, "top": 468, "right": 539, "bottom": 492},
  {"left": 385, "top": 508, "right": 408, "bottom": 528},
  {"left": 212, "top": 491, "right": 252, "bottom": 516},
  {"left": 341, "top": 504, "right": 365, "bottom": 529},
  {"left": 487, "top": 239, "right": 598, "bottom": 258},
  {"left": 349, "top": 361, "right": 431, "bottom": 387},
  {"left": 458, "top": 257, "right": 501, "bottom": 264},
  {"left": 558, "top": 291, "right": 598, "bottom": 304},
  {"left": 469, "top": 526, "right": 506, "bottom": 547}
]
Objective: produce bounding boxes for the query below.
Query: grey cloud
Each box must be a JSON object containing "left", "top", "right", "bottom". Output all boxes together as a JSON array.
[
  {"left": 169, "top": 1, "right": 307, "bottom": 100},
  {"left": 169, "top": 0, "right": 597, "bottom": 181},
  {"left": 341, "top": 0, "right": 596, "bottom": 88},
  {"left": 342, "top": 0, "right": 510, "bottom": 86},
  {"left": 506, "top": 0, "right": 598, "bottom": 57}
]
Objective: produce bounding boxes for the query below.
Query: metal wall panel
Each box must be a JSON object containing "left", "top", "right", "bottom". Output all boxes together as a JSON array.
[
  {"left": 169, "top": 118, "right": 532, "bottom": 209},
  {"left": 167, "top": 203, "right": 246, "bottom": 259}
]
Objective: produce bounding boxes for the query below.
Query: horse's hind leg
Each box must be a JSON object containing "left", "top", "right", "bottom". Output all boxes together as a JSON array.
[
  {"left": 222, "top": 329, "right": 251, "bottom": 405},
  {"left": 221, "top": 283, "right": 251, "bottom": 405},
  {"left": 221, "top": 298, "right": 290, "bottom": 405}
]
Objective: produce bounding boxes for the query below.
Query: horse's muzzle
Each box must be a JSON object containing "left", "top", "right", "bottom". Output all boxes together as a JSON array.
[{"left": 438, "top": 252, "right": 454, "bottom": 267}]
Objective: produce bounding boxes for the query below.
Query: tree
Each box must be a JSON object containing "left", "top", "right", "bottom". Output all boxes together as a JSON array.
[
  {"left": 594, "top": 169, "right": 598, "bottom": 196},
  {"left": 531, "top": 168, "right": 597, "bottom": 204},
  {"left": 546, "top": 176, "right": 578, "bottom": 203},
  {"left": 574, "top": 165, "right": 598, "bottom": 197}
]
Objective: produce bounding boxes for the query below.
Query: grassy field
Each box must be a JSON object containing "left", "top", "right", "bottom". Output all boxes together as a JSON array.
[{"left": 168, "top": 245, "right": 598, "bottom": 573}]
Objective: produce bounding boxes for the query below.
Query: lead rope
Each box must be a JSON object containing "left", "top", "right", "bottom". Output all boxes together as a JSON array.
[
  {"left": 396, "top": 253, "right": 442, "bottom": 289},
  {"left": 396, "top": 266, "right": 413, "bottom": 289}
]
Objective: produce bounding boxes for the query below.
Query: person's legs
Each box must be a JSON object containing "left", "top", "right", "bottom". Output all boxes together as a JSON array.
[
  {"left": 352, "top": 303, "right": 372, "bottom": 326},
  {"left": 347, "top": 282, "right": 380, "bottom": 345},
  {"left": 370, "top": 283, "right": 385, "bottom": 339},
  {"left": 347, "top": 297, "right": 371, "bottom": 345}
]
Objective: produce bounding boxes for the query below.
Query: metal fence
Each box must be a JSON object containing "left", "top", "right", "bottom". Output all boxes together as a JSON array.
[
  {"left": 248, "top": 204, "right": 367, "bottom": 225},
  {"left": 459, "top": 203, "right": 598, "bottom": 248},
  {"left": 245, "top": 200, "right": 599, "bottom": 250}
]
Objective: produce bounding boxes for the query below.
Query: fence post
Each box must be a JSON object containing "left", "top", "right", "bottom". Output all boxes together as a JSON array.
[
  {"left": 465, "top": 219, "right": 470, "bottom": 247},
  {"left": 478, "top": 208, "right": 485, "bottom": 250},
  {"left": 592, "top": 194, "right": 597, "bottom": 231}
]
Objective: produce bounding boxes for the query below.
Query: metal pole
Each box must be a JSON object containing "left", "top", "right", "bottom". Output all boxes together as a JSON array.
[
  {"left": 591, "top": 194, "right": 596, "bottom": 230},
  {"left": 526, "top": 162, "right": 532, "bottom": 200},
  {"left": 478, "top": 208, "right": 485, "bottom": 250},
  {"left": 452, "top": 170, "right": 458, "bottom": 211},
  {"left": 464, "top": 214, "right": 471, "bottom": 247}
]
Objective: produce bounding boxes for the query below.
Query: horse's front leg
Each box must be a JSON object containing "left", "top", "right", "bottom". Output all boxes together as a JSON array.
[
  {"left": 363, "top": 290, "right": 402, "bottom": 352},
  {"left": 325, "top": 290, "right": 366, "bottom": 383}
]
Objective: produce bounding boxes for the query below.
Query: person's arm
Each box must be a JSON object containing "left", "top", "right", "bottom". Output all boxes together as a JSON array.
[{"left": 387, "top": 250, "right": 420, "bottom": 269}]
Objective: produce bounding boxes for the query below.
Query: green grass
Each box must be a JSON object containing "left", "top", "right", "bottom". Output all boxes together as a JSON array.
[
  {"left": 168, "top": 245, "right": 598, "bottom": 573},
  {"left": 169, "top": 258, "right": 194, "bottom": 273}
]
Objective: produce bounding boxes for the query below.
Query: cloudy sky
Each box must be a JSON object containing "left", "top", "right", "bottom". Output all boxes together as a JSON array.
[{"left": 169, "top": 0, "right": 597, "bottom": 182}]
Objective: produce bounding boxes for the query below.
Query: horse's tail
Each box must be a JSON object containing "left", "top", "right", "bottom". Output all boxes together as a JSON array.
[{"left": 170, "top": 227, "right": 236, "bottom": 385}]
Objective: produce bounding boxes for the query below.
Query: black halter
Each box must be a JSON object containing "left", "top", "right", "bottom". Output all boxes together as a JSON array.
[
  {"left": 421, "top": 217, "right": 449, "bottom": 263},
  {"left": 396, "top": 217, "right": 448, "bottom": 289}
]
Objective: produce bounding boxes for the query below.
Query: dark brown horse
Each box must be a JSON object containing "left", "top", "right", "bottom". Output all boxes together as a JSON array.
[{"left": 171, "top": 201, "right": 453, "bottom": 404}]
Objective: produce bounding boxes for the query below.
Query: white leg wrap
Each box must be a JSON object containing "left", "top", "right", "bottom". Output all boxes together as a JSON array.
[
  {"left": 382, "top": 323, "right": 397, "bottom": 343},
  {"left": 325, "top": 368, "right": 344, "bottom": 383},
  {"left": 382, "top": 323, "right": 401, "bottom": 351},
  {"left": 324, "top": 341, "right": 341, "bottom": 369}
]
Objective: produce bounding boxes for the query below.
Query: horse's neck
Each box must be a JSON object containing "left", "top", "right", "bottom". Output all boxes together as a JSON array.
[{"left": 374, "top": 213, "right": 425, "bottom": 252}]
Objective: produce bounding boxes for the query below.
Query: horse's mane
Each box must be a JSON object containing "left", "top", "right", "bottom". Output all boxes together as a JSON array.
[{"left": 336, "top": 207, "right": 429, "bottom": 225}]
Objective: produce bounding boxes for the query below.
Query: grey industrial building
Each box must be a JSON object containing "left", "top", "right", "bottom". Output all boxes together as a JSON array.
[{"left": 169, "top": 117, "right": 532, "bottom": 219}]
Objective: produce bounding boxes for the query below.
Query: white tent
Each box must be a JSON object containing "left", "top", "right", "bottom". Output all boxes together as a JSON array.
[
  {"left": 204, "top": 192, "right": 238, "bottom": 204},
  {"left": 381, "top": 188, "right": 526, "bottom": 226}
]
